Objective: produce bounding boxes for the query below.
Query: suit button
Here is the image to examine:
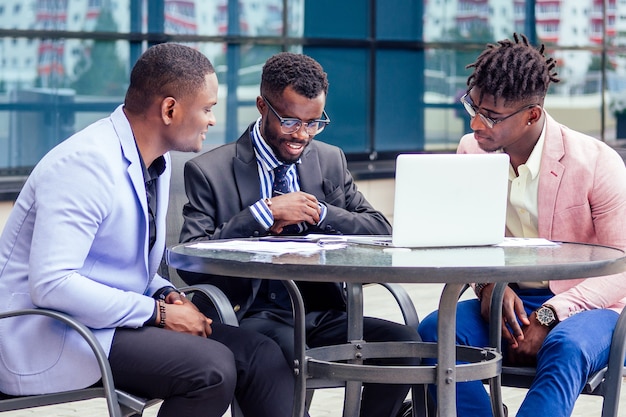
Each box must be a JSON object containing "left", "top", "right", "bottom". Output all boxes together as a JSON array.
[{"left": 233, "top": 305, "right": 240, "bottom": 312}]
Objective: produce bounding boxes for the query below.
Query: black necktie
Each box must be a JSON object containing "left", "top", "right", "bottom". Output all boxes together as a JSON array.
[
  {"left": 273, "top": 164, "right": 292, "bottom": 196},
  {"left": 272, "top": 164, "right": 300, "bottom": 234},
  {"left": 265, "top": 164, "right": 298, "bottom": 309}
]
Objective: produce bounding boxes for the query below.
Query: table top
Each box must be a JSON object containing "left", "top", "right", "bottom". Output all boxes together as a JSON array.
[{"left": 167, "top": 238, "right": 626, "bottom": 285}]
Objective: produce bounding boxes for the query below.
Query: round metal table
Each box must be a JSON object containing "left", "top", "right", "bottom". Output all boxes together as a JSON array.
[{"left": 167, "top": 239, "right": 626, "bottom": 417}]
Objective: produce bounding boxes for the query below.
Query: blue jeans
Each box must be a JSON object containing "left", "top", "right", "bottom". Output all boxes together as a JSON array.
[{"left": 417, "top": 288, "right": 619, "bottom": 417}]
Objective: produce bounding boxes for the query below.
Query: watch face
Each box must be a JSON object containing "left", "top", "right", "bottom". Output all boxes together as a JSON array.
[{"left": 536, "top": 306, "right": 556, "bottom": 326}]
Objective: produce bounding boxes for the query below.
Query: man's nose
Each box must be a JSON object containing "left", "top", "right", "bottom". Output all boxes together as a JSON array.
[
  {"left": 469, "top": 114, "right": 486, "bottom": 130},
  {"left": 291, "top": 125, "right": 310, "bottom": 140}
]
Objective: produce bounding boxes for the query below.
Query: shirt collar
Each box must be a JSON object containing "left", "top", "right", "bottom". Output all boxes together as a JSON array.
[
  {"left": 136, "top": 142, "right": 166, "bottom": 184},
  {"left": 524, "top": 118, "right": 547, "bottom": 180}
]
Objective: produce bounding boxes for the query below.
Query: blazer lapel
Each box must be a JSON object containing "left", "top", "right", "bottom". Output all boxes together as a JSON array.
[
  {"left": 537, "top": 114, "right": 565, "bottom": 239},
  {"left": 111, "top": 107, "right": 151, "bottom": 270},
  {"left": 234, "top": 127, "right": 264, "bottom": 207},
  {"left": 298, "top": 143, "right": 325, "bottom": 199}
]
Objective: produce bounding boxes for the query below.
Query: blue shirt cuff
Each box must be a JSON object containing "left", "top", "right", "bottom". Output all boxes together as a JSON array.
[
  {"left": 250, "top": 199, "right": 273, "bottom": 230},
  {"left": 317, "top": 202, "right": 327, "bottom": 225}
]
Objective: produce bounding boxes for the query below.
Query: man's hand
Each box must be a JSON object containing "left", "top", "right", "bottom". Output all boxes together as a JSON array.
[
  {"left": 506, "top": 312, "right": 549, "bottom": 366},
  {"left": 268, "top": 191, "right": 322, "bottom": 234},
  {"left": 162, "top": 294, "right": 213, "bottom": 337},
  {"left": 164, "top": 290, "right": 186, "bottom": 305},
  {"left": 479, "top": 284, "right": 530, "bottom": 348}
]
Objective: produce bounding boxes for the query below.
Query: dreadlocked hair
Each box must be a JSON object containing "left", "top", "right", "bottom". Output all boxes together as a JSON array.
[{"left": 466, "top": 33, "right": 560, "bottom": 106}]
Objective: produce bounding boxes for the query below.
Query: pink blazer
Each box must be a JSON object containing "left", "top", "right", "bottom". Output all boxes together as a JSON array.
[{"left": 458, "top": 112, "right": 626, "bottom": 319}]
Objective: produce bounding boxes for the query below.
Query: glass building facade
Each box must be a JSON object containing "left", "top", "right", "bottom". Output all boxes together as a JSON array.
[{"left": 0, "top": 0, "right": 624, "bottom": 198}]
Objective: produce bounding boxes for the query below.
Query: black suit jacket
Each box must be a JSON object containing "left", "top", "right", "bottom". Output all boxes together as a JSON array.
[{"left": 178, "top": 124, "right": 392, "bottom": 320}]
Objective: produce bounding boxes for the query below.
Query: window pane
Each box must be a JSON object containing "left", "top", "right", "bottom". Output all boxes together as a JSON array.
[
  {"left": 24, "top": 0, "right": 132, "bottom": 33},
  {"left": 0, "top": 37, "right": 130, "bottom": 171},
  {"left": 287, "top": 0, "right": 305, "bottom": 37},
  {"left": 304, "top": 1, "right": 368, "bottom": 39},
  {"left": 0, "top": 0, "right": 623, "bottom": 180},
  {"left": 608, "top": 50, "right": 626, "bottom": 141},
  {"left": 543, "top": 47, "right": 603, "bottom": 140},
  {"left": 3, "top": 95, "right": 69, "bottom": 169},
  {"left": 423, "top": 46, "right": 481, "bottom": 151},
  {"left": 376, "top": 0, "right": 422, "bottom": 41},
  {"left": 304, "top": 47, "right": 369, "bottom": 153},
  {"left": 375, "top": 50, "right": 425, "bottom": 152},
  {"left": 71, "top": 40, "right": 129, "bottom": 96},
  {"left": 164, "top": 0, "right": 288, "bottom": 37}
]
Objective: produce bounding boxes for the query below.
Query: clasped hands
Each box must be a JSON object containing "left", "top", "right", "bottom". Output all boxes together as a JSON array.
[
  {"left": 479, "top": 284, "right": 550, "bottom": 367},
  {"left": 267, "top": 191, "right": 322, "bottom": 234},
  {"left": 160, "top": 291, "right": 213, "bottom": 337}
]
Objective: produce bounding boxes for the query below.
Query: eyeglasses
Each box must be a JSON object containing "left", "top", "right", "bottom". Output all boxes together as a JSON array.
[
  {"left": 263, "top": 96, "right": 331, "bottom": 136},
  {"left": 460, "top": 93, "right": 538, "bottom": 129}
]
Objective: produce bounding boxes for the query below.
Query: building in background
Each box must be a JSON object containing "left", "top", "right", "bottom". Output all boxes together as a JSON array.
[{"left": 0, "top": 0, "right": 624, "bottom": 184}]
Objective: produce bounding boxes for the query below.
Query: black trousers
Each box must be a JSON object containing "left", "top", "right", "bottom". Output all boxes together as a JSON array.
[
  {"left": 109, "top": 322, "right": 297, "bottom": 417},
  {"left": 239, "top": 309, "right": 421, "bottom": 417}
]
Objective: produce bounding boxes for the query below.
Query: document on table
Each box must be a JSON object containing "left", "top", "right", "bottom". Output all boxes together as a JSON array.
[
  {"left": 188, "top": 235, "right": 347, "bottom": 255},
  {"left": 495, "top": 237, "right": 559, "bottom": 247}
]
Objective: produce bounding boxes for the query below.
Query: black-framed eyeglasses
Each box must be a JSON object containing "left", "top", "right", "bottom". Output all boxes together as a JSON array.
[
  {"left": 460, "top": 93, "right": 538, "bottom": 129},
  {"left": 263, "top": 96, "right": 331, "bottom": 136}
]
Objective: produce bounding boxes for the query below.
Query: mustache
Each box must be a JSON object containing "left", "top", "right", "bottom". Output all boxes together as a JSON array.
[{"left": 279, "top": 137, "right": 309, "bottom": 144}]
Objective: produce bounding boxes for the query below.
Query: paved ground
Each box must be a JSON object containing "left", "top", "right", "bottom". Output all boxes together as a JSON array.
[{"left": 1, "top": 283, "right": 624, "bottom": 416}]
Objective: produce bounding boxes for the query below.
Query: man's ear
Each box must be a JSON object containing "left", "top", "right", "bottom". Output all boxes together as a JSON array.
[
  {"left": 528, "top": 106, "right": 542, "bottom": 125},
  {"left": 256, "top": 95, "right": 266, "bottom": 114},
  {"left": 161, "top": 97, "right": 176, "bottom": 125}
]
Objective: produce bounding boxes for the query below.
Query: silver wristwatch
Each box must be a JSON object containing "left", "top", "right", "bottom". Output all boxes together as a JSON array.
[{"left": 535, "top": 305, "right": 558, "bottom": 328}]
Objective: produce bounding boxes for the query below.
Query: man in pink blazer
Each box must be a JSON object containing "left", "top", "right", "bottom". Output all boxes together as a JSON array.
[{"left": 418, "top": 33, "right": 626, "bottom": 417}]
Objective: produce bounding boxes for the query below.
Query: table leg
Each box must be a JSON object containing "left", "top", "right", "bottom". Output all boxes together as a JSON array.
[
  {"left": 343, "top": 283, "right": 365, "bottom": 417},
  {"left": 487, "top": 282, "right": 508, "bottom": 417},
  {"left": 436, "top": 283, "right": 466, "bottom": 417},
  {"left": 283, "top": 280, "right": 307, "bottom": 417}
]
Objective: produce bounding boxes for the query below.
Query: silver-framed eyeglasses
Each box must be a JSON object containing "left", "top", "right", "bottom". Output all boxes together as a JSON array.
[
  {"left": 460, "top": 93, "right": 538, "bottom": 129},
  {"left": 263, "top": 96, "right": 331, "bottom": 136}
]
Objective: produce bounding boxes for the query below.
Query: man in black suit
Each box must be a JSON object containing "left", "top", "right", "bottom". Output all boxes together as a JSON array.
[{"left": 178, "top": 52, "right": 420, "bottom": 417}]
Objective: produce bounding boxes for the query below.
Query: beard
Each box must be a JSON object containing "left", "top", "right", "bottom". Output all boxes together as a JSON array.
[
  {"left": 263, "top": 119, "right": 310, "bottom": 164},
  {"left": 476, "top": 141, "right": 503, "bottom": 153}
]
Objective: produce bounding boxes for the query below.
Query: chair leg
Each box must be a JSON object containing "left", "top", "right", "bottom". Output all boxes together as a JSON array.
[
  {"left": 409, "top": 385, "right": 429, "bottom": 417},
  {"left": 598, "top": 303, "right": 626, "bottom": 417},
  {"left": 230, "top": 400, "right": 244, "bottom": 417},
  {"left": 305, "top": 389, "right": 315, "bottom": 411}
]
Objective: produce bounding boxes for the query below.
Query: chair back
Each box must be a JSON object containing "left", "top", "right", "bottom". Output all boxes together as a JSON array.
[{"left": 159, "top": 151, "right": 196, "bottom": 287}]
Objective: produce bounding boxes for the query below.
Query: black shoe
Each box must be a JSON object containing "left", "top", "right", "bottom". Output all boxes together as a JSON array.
[{"left": 396, "top": 399, "right": 412, "bottom": 417}]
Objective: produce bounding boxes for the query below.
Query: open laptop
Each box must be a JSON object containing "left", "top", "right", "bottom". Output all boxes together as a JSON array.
[{"left": 348, "top": 153, "right": 510, "bottom": 248}]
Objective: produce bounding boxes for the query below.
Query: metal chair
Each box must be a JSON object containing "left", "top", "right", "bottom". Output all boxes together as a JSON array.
[
  {"left": 0, "top": 151, "right": 241, "bottom": 417},
  {"left": 485, "top": 282, "right": 626, "bottom": 417},
  {"left": 162, "top": 152, "right": 427, "bottom": 416},
  {"left": 0, "top": 284, "right": 237, "bottom": 417},
  {"left": 0, "top": 308, "right": 156, "bottom": 417}
]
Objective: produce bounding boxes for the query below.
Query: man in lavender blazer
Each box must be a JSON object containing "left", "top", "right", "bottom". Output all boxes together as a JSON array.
[
  {"left": 418, "top": 34, "right": 626, "bottom": 417},
  {"left": 0, "top": 43, "right": 299, "bottom": 417}
]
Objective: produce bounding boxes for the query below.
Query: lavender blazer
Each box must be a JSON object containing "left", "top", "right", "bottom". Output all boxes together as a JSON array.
[
  {"left": 0, "top": 105, "right": 172, "bottom": 395},
  {"left": 458, "top": 112, "right": 626, "bottom": 319}
]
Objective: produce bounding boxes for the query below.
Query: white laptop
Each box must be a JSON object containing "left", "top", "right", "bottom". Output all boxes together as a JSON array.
[{"left": 348, "top": 153, "right": 510, "bottom": 248}]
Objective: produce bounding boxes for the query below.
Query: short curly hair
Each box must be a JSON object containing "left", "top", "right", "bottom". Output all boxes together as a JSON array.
[
  {"left": 124, "top": 43, "right": 215, "bottom": 114},
  {"left": 260, "top": 52, "right": 329, "bottom": 102},
  {"left": 466, "top": 33, "right": 560, "bottom": 106}
]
